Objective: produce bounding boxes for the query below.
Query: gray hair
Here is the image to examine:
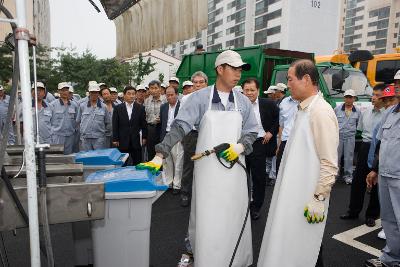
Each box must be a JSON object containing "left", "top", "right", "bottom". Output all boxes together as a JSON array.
[
  {"left": 191, "top": 71, "right": 208, "bottom": 84},
  {"left": 148, "top": 80, "right": 161, "bottom": 87}
]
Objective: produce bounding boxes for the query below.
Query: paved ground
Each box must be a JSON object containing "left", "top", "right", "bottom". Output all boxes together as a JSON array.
[{"left": 0, "top": 179, "right": 386, "bottom": 267}]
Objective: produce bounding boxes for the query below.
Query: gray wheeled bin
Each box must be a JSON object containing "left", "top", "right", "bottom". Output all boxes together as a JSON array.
[
  {"left": 86, "top": 167, "right": 168, "bottom": 267},
  {"left": 73, "top": 149, "right": 128, "bottom": 266}
]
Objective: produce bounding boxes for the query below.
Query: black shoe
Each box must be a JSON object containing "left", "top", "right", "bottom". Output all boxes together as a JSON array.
[
  {"left": 365, "top": 218, "right": 376, "bottom": 227},
  {"left": 340, "top": 212, "right": 358, "bottom": 220},
  {"left": 267, "top": 179, "right": 276, "bottom": 186},
  {"left": 250, "top": 210, "right": 260, "bottom": 220},
  {"left": 180, "top": 195, "right": 190, "bottom": 207},
  {"left": 172, "top": 188, "right": 181, "bottom": 195},
  {"left": 365, "top": 258, "right": 390, "bottom": 267}
]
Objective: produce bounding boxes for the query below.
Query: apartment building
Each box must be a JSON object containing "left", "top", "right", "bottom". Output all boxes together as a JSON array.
[
  {"left": 339, "top": 0, "right": 400, "bottom": 54},
  {"left": 163, "top": 0, "right": 341, "bottom": 59}
]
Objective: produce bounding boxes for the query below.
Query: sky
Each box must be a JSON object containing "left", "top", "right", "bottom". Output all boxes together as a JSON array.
[{"left": 50, "top": 0, "right": 116, "bottom": 59}]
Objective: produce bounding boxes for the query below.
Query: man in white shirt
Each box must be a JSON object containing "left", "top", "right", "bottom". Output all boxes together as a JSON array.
[{"left": 160, "top": 87, "right": 183, "bottom": 194}]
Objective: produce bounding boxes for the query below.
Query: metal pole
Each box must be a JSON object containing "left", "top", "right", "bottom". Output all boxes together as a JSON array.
[
  {"left": 15, "top": 0, "right": 41, "bottom": 266},
  {"left": 32, "top": 46, "right": 40, "bottom": 144}
]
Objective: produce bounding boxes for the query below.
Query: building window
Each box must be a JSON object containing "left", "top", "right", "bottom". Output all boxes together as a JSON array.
[
  {"left": 226, "top": 36, "right": 245, "bottom": 48},
  {"left": 208, "top": 0, "right": 222, "bottom": 12},
  {"left": 254, "top": 9, "right": 282, "bottom": 30},
  {"left": 375, "top": 39, "right": 387, "bottom": 48},
  {"left": 209, "top": 7, "right": 223, "bottom": 23},
  {"left": 396, "top": 12, "right": 400, "bottom": 18},
  {"left": 226, "top": 23, "right": 245, "bottom": 36},
  {"left": 208, "top": 19, "right": 223, "bottom": 34},
  {"left": 207, "top": 31, "right": 223, "bottom": 46},
  {"left": 227, "top": 0, "right": 246, "bottom": 10},
  {"left": 267, "top": 25, "right": 281, "bottom": 36},
  {"left": 344, "top": 34, "right": 362, "bottom": 44},
  {"left": 255, "top": 0, "right": 268, "bottom": 16},
  {"left": 376, "top": 29, "right": 387, "bottom": 39},
  {"left": 254, "top": 29, "right": 267, "bottom": 45},
  {"left": 208, "top": 43, "right": 222, "bottom": 51},
  {"left": 265, "top": 42, "right": 280, "bottom": 49},
  {"left": 396, "top": 23, "right": 399, "bottom": 28},
  {"left": 376, "top": 60, "right": 400, "bottom": 82},
  {"left": 227, "top": 9, "right": 246, "bottom": 23}
]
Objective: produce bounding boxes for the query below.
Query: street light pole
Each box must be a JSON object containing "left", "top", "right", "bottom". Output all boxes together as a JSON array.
[{"left": 14, "top": 0, "right": 41, "bottom": 266}]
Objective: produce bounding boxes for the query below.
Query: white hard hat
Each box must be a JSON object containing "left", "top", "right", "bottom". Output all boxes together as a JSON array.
[
  {"left": 394, "top": 70, "right": 400, "bottom": 80},
  {"left": 215, "top": 50, "right": 250, "bottom": 71},
  {"left": 136, "top": 84, "right": 146, "bottom": 91},
  {"left": 98, "top": 82, "right": 106, "bottom": 87},
  {"left": 161, "top": 83, "right": 167, "bottom": 88},
  {"left": 88, "top": 84, "right": 100, "bottom": 92},
  {"left": 264, "top": 85, "right": 278, "bottom": 94},
  {"left": 275, "top": 83, "right": 287, "bottom": 92},
  {"left": 182, "top": 81, "right": 193, "bottom": 87},
  {"left": 118, "top": 92, "right": 124, "bottom": 97},
  {"left": 344, "top": 89, "right": 356, "bottom": 97},
  {"left": 32, "top": 81, "right": 46, "bottom": 89},
  {"left": 109, "top": 87, "right": 118, "bottom": 93},
  {"left": 169, "top": 77, "right": 180, "bottom": 84},
  {"left": 58, "top": 82, "right": 69, "bottom": 90}
]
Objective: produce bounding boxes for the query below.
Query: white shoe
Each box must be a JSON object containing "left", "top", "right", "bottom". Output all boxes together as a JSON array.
[{"left": 377, "top": 229, "right": 386, "bottom": 240}]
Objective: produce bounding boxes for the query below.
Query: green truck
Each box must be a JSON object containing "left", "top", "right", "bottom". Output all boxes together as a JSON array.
[{"left": 176, "top": 46, "right": 372, "bottom": 110}]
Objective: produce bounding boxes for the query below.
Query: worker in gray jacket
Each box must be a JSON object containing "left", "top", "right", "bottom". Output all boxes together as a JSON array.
[
  {"left": 50, "top": 82, "right": 79, "bottom": 154},
  {"left": 334, "top": 89, "right": 361, "bottom": 184},
  {"left": 0, "top": 85, "right": 15, "bottom": 144},
  {"left": 31, "top": 82, "right": 53, "bottom": 144},
  {"left": 77, "top": 83, "right": 111, "bottom": 151}
]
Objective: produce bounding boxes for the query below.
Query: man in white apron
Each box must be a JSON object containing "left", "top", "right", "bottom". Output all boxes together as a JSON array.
[
  {"left": 137, "top": 50, "right": 258, "bottom": 267},
  {"left": 257, "top": 59, "right": 339, "bottom": 267}
]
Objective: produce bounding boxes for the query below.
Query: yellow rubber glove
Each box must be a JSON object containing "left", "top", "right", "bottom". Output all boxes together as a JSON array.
[
  {"left": 136, "top": 155, "right": 163, "bottom": 174},
  {"left": 218, "top": 143, "right": 244, "bottom": 162},
  {"left": 304, "top": 198, "right": 325, "bottom": 224}
]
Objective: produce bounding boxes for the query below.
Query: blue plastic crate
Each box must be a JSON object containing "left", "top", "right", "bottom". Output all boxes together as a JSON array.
[
  {"left": 75, "top": 148, "right": 128, "bottom": 166},
  {"left": 85, "top": 166, "right": 168, "bottom": 192}
]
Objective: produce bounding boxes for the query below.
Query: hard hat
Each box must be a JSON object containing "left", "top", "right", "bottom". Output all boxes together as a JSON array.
[
  {"left": 136, "top": 84, "right": 147, "bottom": 91},
  {"left": 275, "top": 83, "right": 287, "bottom": 92},
  {"left": 380, "top": 85, "right": 396, "bottom": 98},
  {"left": 264, "top": 85, "right": 278, "bottom": 94},
  {"left": 58, "top": 82, "right": 69, "bottom": 90},
  {"left": 88, "top": 84, "right": 100, "bottom": 92},
  {"left": 109, "top": 87, "right": 118, "bottom": 93},
  {"left": 182, "top": 81, "right": 194, "bottom": 87},
  {"left": 344, "top": 89, "right": 356, "bottom": 97},
  {"left": 118, "top": 92, "right": 123, "bottom": 97},
  {"left": 169, "top": 77, "right": 180, "bottom": 84},
  {"left": 32, "top": 81, "right": 46, "bottom": 89}
]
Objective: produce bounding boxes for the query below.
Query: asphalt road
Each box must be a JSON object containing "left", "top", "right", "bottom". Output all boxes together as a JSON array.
[{"left": 0, "top": 179, "right": 385, "bottom": 267}]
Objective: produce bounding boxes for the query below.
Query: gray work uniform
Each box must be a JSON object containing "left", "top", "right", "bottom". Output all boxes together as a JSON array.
[
  {"left": 71, "top": 98, "right": 81, "bottom": 153},
  {"left": 104, "top": 103, "right": 114, "bottom": 148},
  {"left": 376, "top": 103, "right": 400, "bottom": 266},
  {"left": 156, "top": 85, "right": 258, "bottom": 157},
  {"left": 45, "top": 91, "right": 56, "bottom": 103},
  {"left": 33, "top": 101, "right": 53, "bottom": 144},
  {"left": 0, "top": 95, "right": 16, "bottom": 145},
  {"left": 334, "top": 103, "right": 361, "bottom": 181},
  {"left": 77, "top": 99, "right": 111, "bottom": 151},
  {"left": 50, "top": 99, "right": 79, "bottom": 154}
]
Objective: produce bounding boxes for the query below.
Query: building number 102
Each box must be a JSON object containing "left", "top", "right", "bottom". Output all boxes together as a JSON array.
[{"left": 311, "top": 0, "right": 321, "bottom": 8}]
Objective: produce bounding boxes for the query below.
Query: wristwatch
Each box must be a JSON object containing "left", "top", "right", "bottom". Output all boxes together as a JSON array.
[{"left": 314, "top": 194, "right": 325, "bottom": 201}]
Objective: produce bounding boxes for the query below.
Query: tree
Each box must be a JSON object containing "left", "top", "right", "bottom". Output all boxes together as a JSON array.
[
  {"left": 130, "top": 53, "right": 156, "bottom": 85},
  {"left": 0, "top": 44, "right": 13, "bottom": 83}
]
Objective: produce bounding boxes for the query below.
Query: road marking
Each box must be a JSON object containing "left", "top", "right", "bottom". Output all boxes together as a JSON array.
[{"left": 332, "top": 219, "right": 382, "bottom": 257}]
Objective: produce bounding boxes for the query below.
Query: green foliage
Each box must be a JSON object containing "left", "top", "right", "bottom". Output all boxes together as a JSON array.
[
  {"left": 0, "top": 45, "right": 153, "bottom": 96},
  {"left": 130, "top": 53, "right": 156, "bottom": 85}
]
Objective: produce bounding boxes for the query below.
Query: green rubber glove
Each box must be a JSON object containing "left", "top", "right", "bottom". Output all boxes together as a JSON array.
[
  {"left": 304, "top": 198, "right": 325, "bottom": 224},
  {"left": 136, "top": 155, "right": 163, "bottom": 174},
  {"left": 218, "top": 143, "right": 244, "bottom": 162}
]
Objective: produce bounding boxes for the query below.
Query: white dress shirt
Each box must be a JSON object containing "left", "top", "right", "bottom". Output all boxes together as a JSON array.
[
  {"left": 166, "top": 103, "right": 177, "bottom": 132},
  {"left": 252, "top": 98, "right": 266, "bottom": 138},
  {"left": 125, "top": 102, "right": 133, "bottom": 120}
]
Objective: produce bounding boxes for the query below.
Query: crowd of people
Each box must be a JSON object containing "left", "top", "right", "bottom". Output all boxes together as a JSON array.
[{"left": 0, "top": 50, "right": 399, "bottom": 267}]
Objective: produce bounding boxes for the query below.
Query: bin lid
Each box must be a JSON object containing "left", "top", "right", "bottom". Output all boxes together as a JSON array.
[
  {"left": 85, "top": 166, "right": 168, "bottom": 193},
  {"left": 75, "top": 149, "right": 128, "bottom": 166}
]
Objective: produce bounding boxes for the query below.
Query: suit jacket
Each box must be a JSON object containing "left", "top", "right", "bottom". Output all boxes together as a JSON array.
[
  {"left": 159, "top": 101, "right": 180, "bottom": 141},
  {"left": 258, "top": 97, "right": 280, "bottom": 157},
  {"left": 112, "top": 102, "right": 147, "bottom": 151}
]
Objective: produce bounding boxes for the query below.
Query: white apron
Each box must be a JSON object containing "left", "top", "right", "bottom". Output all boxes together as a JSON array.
[
  {"left": 257, "top": 95, "right": 329, "bottom": 267},
  {"left": 188, "top": 87, "right": 253, "bottom": 267}
]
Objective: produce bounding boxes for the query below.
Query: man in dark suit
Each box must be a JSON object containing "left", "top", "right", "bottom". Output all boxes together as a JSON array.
[
  {"left": 160, "top": 86, "right": 183, "bottom": 194},
  {"left": 243, "top": 78, "right": 279, "bottom": 220},
  {"left": 112, "top": 86, "right": 147, "bottom": 165}
]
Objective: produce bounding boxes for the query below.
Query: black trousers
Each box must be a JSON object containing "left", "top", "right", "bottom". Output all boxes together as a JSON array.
[
  {"left": 348, "top": 141, "right": 380, "bottom": 219},
  {"left": 245, "top": 139, "right": 267, "bottom": 211},
  {"left": 275, "top": 140, "right": 287, "bottom": 177},
  {"left": 316, "top": 245, "right": 324, "bottom": 267},
  {"left": 147, "top": 124, "right": 160, "bottom": 160},
  {"left": 180, "top": 131, "right": 198, "bottom": 198}
]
